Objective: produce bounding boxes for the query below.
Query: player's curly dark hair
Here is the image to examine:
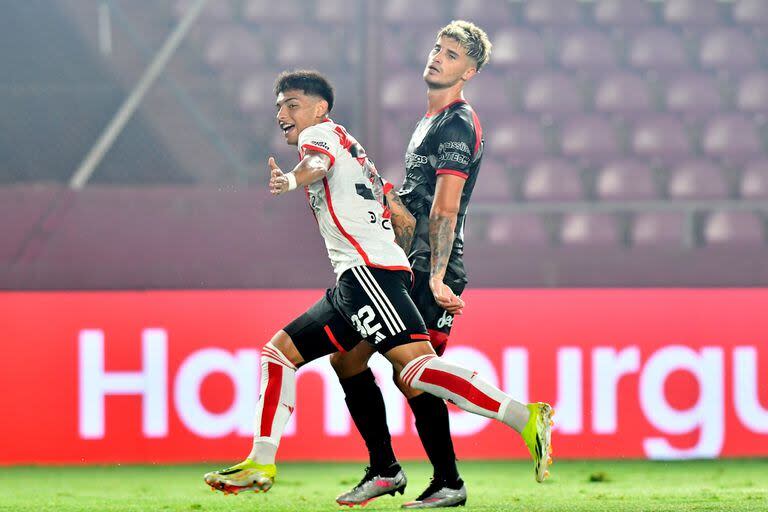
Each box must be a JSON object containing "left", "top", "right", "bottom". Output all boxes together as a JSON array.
[{"left": 274, "top": 70, "right": 334, "bottom": 112}]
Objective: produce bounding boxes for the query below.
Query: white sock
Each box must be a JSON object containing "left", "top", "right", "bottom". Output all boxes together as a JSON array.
[
  {"left": 401, "top": 355, "right": 530, "bottom": 432},
  {"left": 248, "top": 342, "right": 297, "bottom": 464}
]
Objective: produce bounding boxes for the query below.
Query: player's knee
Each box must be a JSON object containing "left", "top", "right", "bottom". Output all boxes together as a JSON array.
[
  {"left": 393, "top": 371, "right": 423, "bottom": 399},
  {"left": 329, "top": 352, "right": 346, "bottom": 373},
  {"left": 265, "top": 330, "right": 304, "bottom": 367},
  {"left": 329, "top": 351, "right": 368, "bottom": 378}
]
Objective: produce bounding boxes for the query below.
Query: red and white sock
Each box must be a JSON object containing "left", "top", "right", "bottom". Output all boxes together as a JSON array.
[
  {"left": 400, "top": 354, "right": 530, "bottom": 433},
  {"left": 248, "top": 342, "right": 297, "bottom": 464}
]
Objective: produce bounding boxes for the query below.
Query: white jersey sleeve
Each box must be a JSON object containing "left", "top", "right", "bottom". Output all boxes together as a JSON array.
[{"left": 298, "top": 123, "right": 341, "bottom": 169}]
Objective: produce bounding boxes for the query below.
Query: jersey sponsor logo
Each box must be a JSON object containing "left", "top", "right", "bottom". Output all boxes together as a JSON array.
[
  {"left": 309, "top": 140, "right": 330, "bottom": 151},
  {"left": 438, "top": 151, "right": 470, "bottom": 166},
  {"left": 438, "top": 141, "right": 470, "bottom": 154},
  {"left": 436, "top": 309, "right": 454, "bottom": 329},
  {"left": 438, "top": 140, "right": 471, "bottom": 166},
  {"left": 367, "top": 211, "right": 393, "bottom": 231},
  {"left": 405, "top": 152, "right": 428, "bottom": 169},
  {"left": 443, "top": 152, "right": 470, "bottom": 166}
]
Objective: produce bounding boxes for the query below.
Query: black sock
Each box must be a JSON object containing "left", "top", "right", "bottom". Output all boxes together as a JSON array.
[
  {"left": 409, "top": 393, "right": 461, "bottom": 485},
  {"left": 339, "top": 368, "right": 398, "bottom": 473}
]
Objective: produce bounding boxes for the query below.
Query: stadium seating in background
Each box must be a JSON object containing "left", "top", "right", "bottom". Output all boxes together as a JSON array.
[
  {"left": 733, "top": 0, "right": 768, "bottom": 30},
  {"left": 631, "top": 115, "right": 692, "bottom": 164},
  {"left": 595, "top": 160, "right": 657, "bottom": 201},
  {"left": 206, "top": 0, "right": 768, "bottom": 263},
  {"left": 558, "top": 29, "right": 618, "bottom": 72},
  {"left": 381, "top": 27, "right": 410, "bottom": 68},
  {"left": 382, "top": 72, "right": 426, "bottom": 112},
  {"left": 560, "top": 213, "right": 620, "bottom": 246},
  {"left": 560, "top": 115, "right": 621, "bottom": 166},
  {"left": 524, "top": 0, "right": 583, "bottom": 27},
  {"left": 663, "top": 73, "right": 725, "bottom": 122},
  {"left": 702, "top": 114, "right": 763, "bottom": 165},
  {"left": 239, "top": 73, "right": 276, "bottom": 114},
  {"left": 486, "top": 213, "right": 550, "bottom": 246},
  {"left": 740, "top": 160, "right": 768, "bottom": 199},
  {"left": 663, "top": 0, "right": 721, "bottom": 29},
  {"left": 9, "top": 0, "right": 768, "bottom": 290},
  {"left": 667, "top": 159, "right": 729, "bottom": 200},
  {"left": 471, "top": 158, "right": 512, "bottom": 201},
  {"left": 523, "top": 71, "right": 584, "bottom": 119},
  {"left": 629, "top": 28, "right": 689, "bottom": 71},
  {"left": 703, "top": 210, "right": 765, "bottom": 246},
  {"left": 594, "top": 0, "right": 654, "bottom": 30},
  {"left": 313, "top": 0, "right": 357, "bottom": 24},
  {"left": 737, "top": 71, "right": 768, "bottom": 115},
  {"left": 383, "top": 0, "right": 448, "bottom": 25},
  {"left": 243, "top": 0, "right": 306, "bottom": 23},
  {"left": 490, "top": 116, "right": 549, "bottom": 167},
  {"left": 631, "top": 211, "right": 687, "bottom": 247},
  {"left": 699, "top": 28, "right": 760, "bottom": 73},
  {"left": 275, "top": 29, "right": 341, "bottom": 68},
  {"left": 594, "top": 72, "right": 653, "bottom": 118},
  {"left": 492, "top": 27, "right": 550, "bottom": 71},
  {"left": 452, "top": 0, "right": 516, "bottom": 25},
  {"left": 174, "top": 0, "right": 235, "bottom": 31},
  {"left": 204, "top": 28, "right": 266, "bottom": 76},
  {"left": 522, "top": 158, "right": 583, "bottom": 202},
  {"left": 464, "top": 72, "right": 509, "bottom": 112}
]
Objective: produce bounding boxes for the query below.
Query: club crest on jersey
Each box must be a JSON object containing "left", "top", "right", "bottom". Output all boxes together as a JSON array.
[{"left": 436, "top": 310, "right": 454, "bottom": 328}]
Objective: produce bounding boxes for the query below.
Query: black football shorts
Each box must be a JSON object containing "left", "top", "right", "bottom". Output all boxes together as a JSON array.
[{"left": 284, "top": 265, "right": 430, "bottom": 362}]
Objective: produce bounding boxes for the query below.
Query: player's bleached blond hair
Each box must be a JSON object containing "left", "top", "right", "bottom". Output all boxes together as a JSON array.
[{"left": 437, "top": 20, "right": 492, "bottom": 71}]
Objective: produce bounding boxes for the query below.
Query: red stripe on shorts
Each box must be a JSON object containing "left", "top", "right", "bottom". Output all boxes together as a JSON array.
[{"left": 324, "top": 325, "right": 347, "bottom": 353}]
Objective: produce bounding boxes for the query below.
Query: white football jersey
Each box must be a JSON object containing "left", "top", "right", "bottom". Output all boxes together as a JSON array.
[{"left": 297, "top": 119, "right": 411, "bottom": 280}]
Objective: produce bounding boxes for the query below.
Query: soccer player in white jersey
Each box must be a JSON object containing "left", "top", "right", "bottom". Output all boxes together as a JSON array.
[{"left": 202, "top": 70, "right": 553, "bottom": 503}]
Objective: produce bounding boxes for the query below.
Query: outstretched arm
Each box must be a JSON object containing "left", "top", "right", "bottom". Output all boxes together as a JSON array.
[{"left": 268, "top": 150, "right": 331, "bottom": 195}]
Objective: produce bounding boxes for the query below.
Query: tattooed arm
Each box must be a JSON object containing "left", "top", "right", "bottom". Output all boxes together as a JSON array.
[
  {"left": 385, "top": 189, "right": 416, "bottom": 253},
  {"left": 429, "top": 174, "right": 466, "bottom": 314}
]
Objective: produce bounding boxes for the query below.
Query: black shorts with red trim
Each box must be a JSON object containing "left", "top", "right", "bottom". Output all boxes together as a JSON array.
[
  {"left": 410, "top": 269, "right": 466, "bottom": 356},
  {"left": 283, "top": 265, "right": 429, "bottom": 362}
]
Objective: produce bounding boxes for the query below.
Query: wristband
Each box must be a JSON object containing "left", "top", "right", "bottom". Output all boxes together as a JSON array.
[{"left": 286, "top": 172, "right": 297, "bottom": 191}]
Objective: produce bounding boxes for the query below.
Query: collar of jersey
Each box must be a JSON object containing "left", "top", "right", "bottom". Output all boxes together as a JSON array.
[{"left": 425, "top": 99, "right": 467, "bottom": 118}]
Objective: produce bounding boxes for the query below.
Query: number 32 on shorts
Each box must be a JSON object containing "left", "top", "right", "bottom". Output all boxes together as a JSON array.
[{"left": 351, "top": 305, "right": 383, "bottom": 338}]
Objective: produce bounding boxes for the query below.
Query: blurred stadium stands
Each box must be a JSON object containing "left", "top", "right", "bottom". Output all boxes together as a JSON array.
[{"left": 1, "top": 0, "right": 767, "bottom": 289}]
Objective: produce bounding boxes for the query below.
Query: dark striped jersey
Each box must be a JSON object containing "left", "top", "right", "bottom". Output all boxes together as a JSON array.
[{"left": 398, "top": 99, "right": 483, "bottom": 283}]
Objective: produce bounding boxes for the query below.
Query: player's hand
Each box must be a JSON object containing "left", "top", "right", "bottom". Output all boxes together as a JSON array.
[
  {"left": 268, "top": 157, "right": 289, "bottom": 196},
  {"left": 429, "top": 277, "right": 465, "bottom": 315}
]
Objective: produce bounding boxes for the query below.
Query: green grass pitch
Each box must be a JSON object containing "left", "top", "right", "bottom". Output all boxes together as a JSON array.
[{"left": 1, "top": 459, "right": 766, "bottom": 511}]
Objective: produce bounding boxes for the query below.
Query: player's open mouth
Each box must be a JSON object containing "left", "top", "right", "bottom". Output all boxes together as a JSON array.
[
  {"left": 428, "top": 65, "right": 439, "bottom": 73},
  {"left": 280, "top": 123, "right": 295, "bottom": 136}
]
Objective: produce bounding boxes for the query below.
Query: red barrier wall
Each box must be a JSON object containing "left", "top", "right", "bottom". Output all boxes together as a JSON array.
[{"left": 2, "top": 289, "right": 767, "bottom": 464}]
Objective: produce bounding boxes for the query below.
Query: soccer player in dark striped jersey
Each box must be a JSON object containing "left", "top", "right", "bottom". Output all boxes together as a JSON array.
[{"left": 331, "top": 21, "right": 553, "bottom": 509}]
